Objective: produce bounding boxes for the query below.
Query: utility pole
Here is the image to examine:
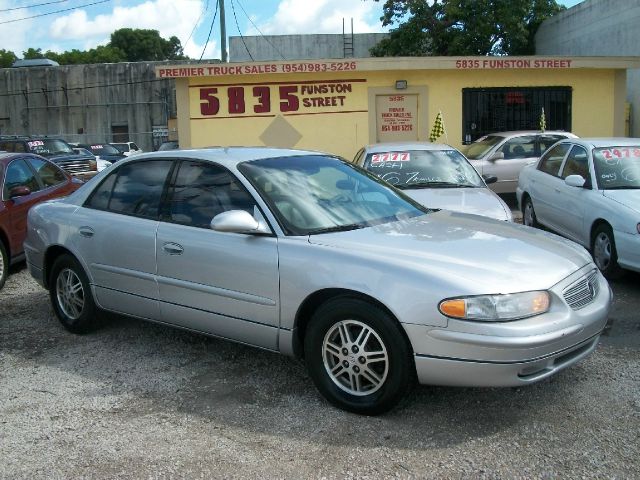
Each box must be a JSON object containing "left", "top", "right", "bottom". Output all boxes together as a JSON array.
[{"left": 219, "top": 0, "right": 227, "bottom": 62}]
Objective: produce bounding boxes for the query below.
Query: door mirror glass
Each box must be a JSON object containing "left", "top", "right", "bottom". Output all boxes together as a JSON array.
[
  {"left": 482, "top": 174, "right": 498, "bottom": 185},
  {"left": 211, "top": 210, "right": 269, "bottom": 234},
  {"left": 564, "top": 174, "right": 586, "bottom": 188},
  {"left": 488, "top": 152, "right": 504, "bottom": 162},
  {"left": 9, "top": 185, "right": 31, "bottom": 198}
]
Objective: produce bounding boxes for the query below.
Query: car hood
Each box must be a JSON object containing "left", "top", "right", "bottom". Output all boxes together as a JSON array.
[
  {"left": 400, "top": 187, "right": 511, "bottom": 221},
  {"left": 602, "top": 190, "right": 640, "bottom": 213},
  {"left": 308, "top": 211, "right": 592, "bottom": 293}
]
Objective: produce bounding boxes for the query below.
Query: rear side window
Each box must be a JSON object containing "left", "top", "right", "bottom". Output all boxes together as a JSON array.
[
  {"left": 85, "top": 160, "right": 172, "bottom": 218},
  {"left": 539, "top": 134, "right": 567, "bottom": 154},
  {"left": 539, "top": 143, "right": 570, "bottom": 176},
  {"left": 498, "top": 136, "right": 536, "bottom": 159},
  {"left": 26, "top": 157, "right": 66, "bottom": 187}
]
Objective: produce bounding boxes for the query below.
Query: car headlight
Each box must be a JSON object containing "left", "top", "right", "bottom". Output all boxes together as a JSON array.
[{"left": 439, "top": 291, "right": 550, "bottom": 321}]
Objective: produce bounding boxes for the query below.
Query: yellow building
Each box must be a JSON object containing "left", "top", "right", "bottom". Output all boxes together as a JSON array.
[{"left": 156, "top": 56, "right": 640, "bottom": 160}]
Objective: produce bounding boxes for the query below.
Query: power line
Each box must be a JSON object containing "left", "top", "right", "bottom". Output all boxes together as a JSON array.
[
  {"left": 184, "top": 0, "right": 209, "bottom": 48},
  {"left": 235, "top": 0, "right": 286, "bottom": 60},
  {"left": 0, "top": 0, "right": 68, "bottom": 13},
  {"left": 230, "top": 0, "right": 253, "bottom": 61},
  {"left": 198, "top": 0, "right": 219, "bottom": 61},
  {"left": 0, "top": 0, "right": 111, "bottom": 25}
]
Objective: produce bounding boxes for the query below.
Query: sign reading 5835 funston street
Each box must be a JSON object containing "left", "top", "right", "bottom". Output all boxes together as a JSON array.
[{"left": 190, "top": 80, "right": 367, "bottom": 119}]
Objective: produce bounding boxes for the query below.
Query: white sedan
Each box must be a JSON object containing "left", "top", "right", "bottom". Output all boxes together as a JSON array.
[
  {"left": 517, "top": 138, "right": 640, "bottom": 278},
  {"left": 354, "top": 142, "right": 512, "bottom": 221}
]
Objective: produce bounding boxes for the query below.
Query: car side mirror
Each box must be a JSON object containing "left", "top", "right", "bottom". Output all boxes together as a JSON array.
[
  {"left": 488, "top": 152, "right": 504, "bottom": 162},
  {"left": 9, "top": 186, "right": 31, "bottom": 198},
  {"left": 211, "top": 210, "right": 270, "bottom": 234},
  {"left": 482, "top": 174, "right": 498, "bottom": 185},
  {"left": 564, "top": 175, "right": 586, "bottom": 188}
]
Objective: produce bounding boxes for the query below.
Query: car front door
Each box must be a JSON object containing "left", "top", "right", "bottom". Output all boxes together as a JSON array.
[
  {"left": 155, "top": 160, "right": 280, "bottom": 350},
  {"left": 72, "top": 159, "right": 174, "bottom": 319},
  {"left": 486, "top": 135, "right": 537, "bottom": 193},
  {"left": 550, "top": 145, "right": 591, "bottom": 243},
  {"left": 527, "top": 142, "right": 571, "bottom": 228}
]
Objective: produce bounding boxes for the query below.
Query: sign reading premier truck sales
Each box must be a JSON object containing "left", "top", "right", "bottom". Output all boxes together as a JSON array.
[{"left": 190, "top": 79, "right": 367, "bottom": 118}]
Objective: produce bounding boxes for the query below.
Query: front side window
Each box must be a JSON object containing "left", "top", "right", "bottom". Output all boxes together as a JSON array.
[
  {"left": 538, "top": 143, "right": 571, "bottom": 176},
  {"left": 3, "top": 159, "right": 40, "bottom": 198},
  {"left": 362, "top": 149, "right": 484, "bottom": 189},
  {"left": 26, "top": 157, "right": 66, "bottom": 188},
  {"left": 85, "top": 160, "right": 172, "bottom": 218},
  {"left": 239, "top": 155, "right": 427, "bottom": 236},
  {"left": 498, "top": 136, "right": 536, "bottom": 159},
  {"left": 561, "top": 146, "right": 590, "bottom": 180},
  {"left": 593, "top": 146, "right": 640, "bottom": 190},
  {"left": 166, "top": 161, "right": 256, "bottom": 228},
  {"left": 462, "top": 135, "right": 504, "bottom": 159}
]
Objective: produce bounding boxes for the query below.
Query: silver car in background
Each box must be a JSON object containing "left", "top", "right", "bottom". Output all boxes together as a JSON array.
[
  {"left": 463, "top": 131, "right": 578, "bottom": 193},
  {"left": 354, "top": 142, "right": 512, "bottom": 221},
  {"left": 25, "top": 148, "right": 611, "bottom": 415}
]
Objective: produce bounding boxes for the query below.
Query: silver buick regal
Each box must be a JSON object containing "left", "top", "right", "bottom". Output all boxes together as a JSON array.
[{"left": 24, "top": 148, "right": 611, "bottom": 415}]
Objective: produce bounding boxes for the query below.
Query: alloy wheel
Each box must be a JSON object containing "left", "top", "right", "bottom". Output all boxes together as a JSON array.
[
  {"left": 56, "top": 268, "right": 85, "bottom": 320},
  {"left": 593, "top": 232, "right": 612, "bottom": 271}
]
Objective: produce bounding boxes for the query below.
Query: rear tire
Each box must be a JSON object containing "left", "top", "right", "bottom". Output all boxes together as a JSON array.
[
  {"left": 0, "top": 241, "right": 8, "bottom": 290},
  {"left": 49, "top": 254, "right": 98, "bottom": 333},
  {"left": 522, "top": 196, "right": 539, "bottom": 228},
  {"left": 304, "top": 297, "right": 415, "bottom": 415},
  {"left": 592, "top": 224, "right": 624, "bottom": 280}
]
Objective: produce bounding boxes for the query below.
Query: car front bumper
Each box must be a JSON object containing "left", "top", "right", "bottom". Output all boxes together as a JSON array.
[{"left": 404, "top": 264, "right": 611, "bottom": 387}]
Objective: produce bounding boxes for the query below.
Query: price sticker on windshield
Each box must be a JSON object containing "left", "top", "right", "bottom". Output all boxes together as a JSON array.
[
  {"left": 371, "top": 152, "right": 411, "bottom": 163},
  {"left": 27, "top": 141, "right": 44, "bottom": 147},
  {"left": 600, "top": 148, "right": 640, "bottom": 160}
]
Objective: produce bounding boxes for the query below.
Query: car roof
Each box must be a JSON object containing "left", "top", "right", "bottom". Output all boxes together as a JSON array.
[
  {"left": 480, "top": 130, "right": 578, "bottom": 139},
  {"left": 561, "top": 137, "right": 640, "bottom": 147},
  {"left": 362, "top": 142, "right": 457, "bottom": 153},
  {"left": 124, "top": 146, "right": 331, "bottom": 168},
  {"left": 0, "top": 152, "right": 47, "bottom": 164}
]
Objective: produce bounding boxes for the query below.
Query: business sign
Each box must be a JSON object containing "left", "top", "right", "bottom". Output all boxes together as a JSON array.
[
  {"left": 159, "top": 60, "right": 359, "bottom": 78},
  {"left": 190, "top": 79, "right": 367, "bottom": 119}
]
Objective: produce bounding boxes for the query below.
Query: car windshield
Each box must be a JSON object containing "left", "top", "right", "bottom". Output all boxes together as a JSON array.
[
  {"left": 28, "top": 139, "right": 74, "bottom": 157},
  {"left": 593, "top": 146, "right": 640, "bottom": 189},
  {"left": 462, "top": 135, "right": 505, "bottom": 159},
  {"left": 110, "top": 143, "right": 127, "bottom": 152},
  {"left": 239, "top": 155, "right": 428, "bottom": 236},
  {"left": 90, "top": 144, "right": 120, "bottom": 154},
  {"left": 362, "top": 149, "right": 484, "bottom": 189}
]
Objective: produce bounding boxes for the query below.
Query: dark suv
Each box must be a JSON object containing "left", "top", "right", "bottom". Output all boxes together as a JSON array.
[{"left": 0, "top": 136, "right": 97, "bottom": 180}]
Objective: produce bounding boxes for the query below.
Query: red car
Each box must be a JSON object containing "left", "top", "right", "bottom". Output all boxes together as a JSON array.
[{"left": 0, "top": 152, "right": 82, "bottom": 289}]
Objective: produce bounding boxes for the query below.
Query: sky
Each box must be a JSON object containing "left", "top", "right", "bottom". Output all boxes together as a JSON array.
[{"left": 0, "top": 0, "right": 584, "bottom": 60}]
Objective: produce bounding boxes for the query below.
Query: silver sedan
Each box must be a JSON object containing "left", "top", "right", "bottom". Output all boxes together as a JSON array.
[{"left": 24, "top": 148, "right": 611, "bottom": 415}]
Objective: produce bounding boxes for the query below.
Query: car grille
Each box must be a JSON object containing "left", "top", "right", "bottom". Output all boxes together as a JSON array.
[
  {"left": 56, "top": 159, "right": 93, "bottom": 175},
  {"left": 563, "top": 270, "right": 599, "bottom": 310}
]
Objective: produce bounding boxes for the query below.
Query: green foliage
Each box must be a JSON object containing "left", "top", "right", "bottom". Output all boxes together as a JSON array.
[
  {"left": 0, "top": 49, "right": 18, "bottom": 68},
  {"left": 371, "top": 0, "right": 565, "bottom": 57},
  {"left": 109, "top": 28, "right": 186, "bottom": 62},
  {"left": 5, "top": 28, "right": 186, "bottom": 66}
]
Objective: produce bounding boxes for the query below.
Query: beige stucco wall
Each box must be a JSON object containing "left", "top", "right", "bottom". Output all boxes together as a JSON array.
[{"left": 157, "top": 56, "right": 640, "bottom": 159}]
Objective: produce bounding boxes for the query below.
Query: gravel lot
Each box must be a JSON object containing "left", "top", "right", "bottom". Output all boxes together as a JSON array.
[{"left": 1, "top": 259, "right": 639, "bottom": 479}]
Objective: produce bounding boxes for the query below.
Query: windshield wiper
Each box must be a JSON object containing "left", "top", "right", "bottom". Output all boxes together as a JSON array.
[
  {"left": 308, "top": 223, "right": 367, "bottom": 235},
  {"left": 398, "top": 181, "right": 473, "bottom": 189}
]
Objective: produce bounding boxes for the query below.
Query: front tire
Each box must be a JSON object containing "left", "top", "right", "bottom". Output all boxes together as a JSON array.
[
  {"left": 49, "top": 254, "right": 98, "bottom": 333},
  {"left": 0, "top": 241, "right": 8, "bottom": 290},
  {"left": 522, "top": 196, "right": 539, "bottom": 228},
  {"left": 592, "top": 224, "right": 624, "bottom": 280},
  {"left": 304, "top": 297, "right": 415, "bottom": 415}
]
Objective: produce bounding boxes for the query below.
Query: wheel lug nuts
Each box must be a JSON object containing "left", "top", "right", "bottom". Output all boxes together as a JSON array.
[
  {"left": 352, "top": 346, "right": 359, "bottom": 353},
  {"left": 359, "top": 356, "right": 366, "bottom": 364},
  {"left": 342, "top": 348, "right": 349, "bottom": 355},
  {"left": 353, "top": 366, "right": 360, "bottom": 373},
  {"left": 342, "top": 360, "right": 349, "bottom": 368}
]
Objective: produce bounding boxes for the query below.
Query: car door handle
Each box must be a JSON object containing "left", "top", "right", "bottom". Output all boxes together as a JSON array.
[
  {"left": 79, "top": 227, "right": 94, "bottom": 238},
  {"left": 162, "top": 242, "right": 184, "bottom": 255}
]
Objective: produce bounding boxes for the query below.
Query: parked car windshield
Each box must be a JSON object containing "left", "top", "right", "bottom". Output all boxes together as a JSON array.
[
  {"left": 28, "top": 139, "right": 74, "bottom": 157},
  {"left": 239, "top": 155, "right": 428, "bottom": 236},
  {"left": 462, "top": 135, "right": 504, "bottom": 159},
  {"left": 593, "top": 146, "right": 640, "bottom": 189},
  {"left": 362, "top": 149, "right": 485, "bottom": 189},
  {"left": 89, "top": 144, "right": 120, "bottom": 155},
  {"left": 110, "top": 143, "right": 127, "bottom": 153}
]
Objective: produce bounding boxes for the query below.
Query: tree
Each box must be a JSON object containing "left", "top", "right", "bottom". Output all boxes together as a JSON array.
[
  {"left": 22, "top": 47, "right": 45, "bottom": 59},
  {"left": 370, "top": 0, "right": 565, "bottom": 57},
  {"left": 108, "top": 28, "right": 186, "bottom": 62},
  {"left": 0, "top": 49, "right": 17, "bottom": 68}
]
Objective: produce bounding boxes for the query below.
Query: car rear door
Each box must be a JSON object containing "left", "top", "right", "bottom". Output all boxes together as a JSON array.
[
  {"left": 72, "top": 159, "right": 173, "bottom": 319},
  {"left": 155, "top": 160, "right": 280, "bottom": 350},
  {"left": 486, "top": 135, "right": 537, "bottom": 193}
]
